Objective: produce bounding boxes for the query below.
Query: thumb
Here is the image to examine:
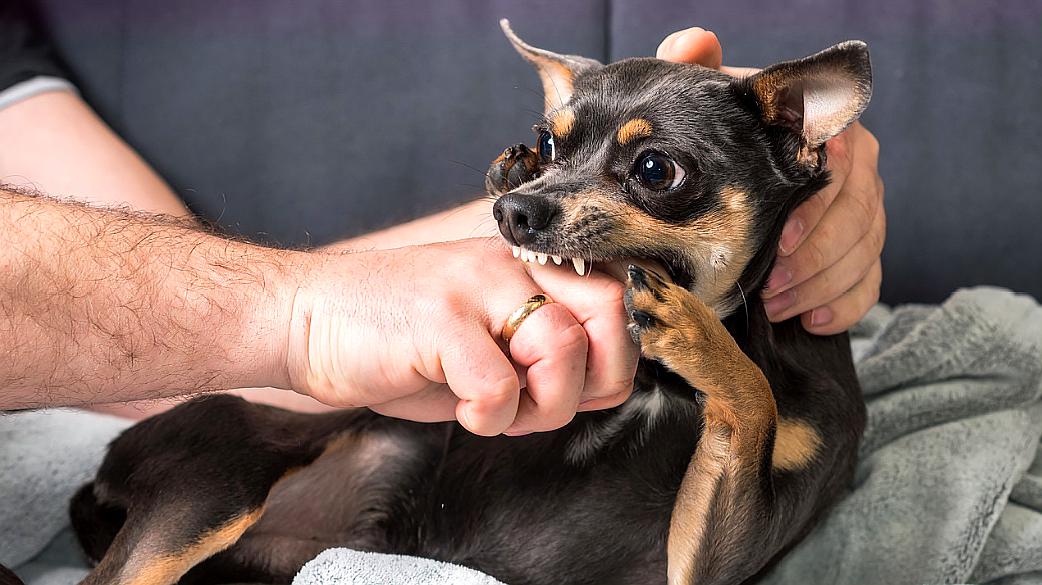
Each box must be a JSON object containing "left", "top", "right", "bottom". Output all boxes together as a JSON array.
[{"left": 657, "top": 27, "right": 723, "bottom": 70}]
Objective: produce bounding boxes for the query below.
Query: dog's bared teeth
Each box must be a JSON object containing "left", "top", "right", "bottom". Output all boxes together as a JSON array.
[
  {"left": 537, "top": 253, "right": 547, "bottom": 265},
  {"left": 572, "top": 257, "right": 586, "bottom": 276},
  {"left": 552, "top": 255, "right": 562, "bottom": 265},
  {"left": 512, "top": 246, "right": 521, "bottom": 258}
]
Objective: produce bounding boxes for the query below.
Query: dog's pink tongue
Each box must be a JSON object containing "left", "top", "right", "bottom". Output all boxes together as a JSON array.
[{"left": 600, "top": 257, "right": 672, "bottom": 284}]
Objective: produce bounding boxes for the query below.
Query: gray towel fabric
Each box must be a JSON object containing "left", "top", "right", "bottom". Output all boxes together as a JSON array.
[
  {"left": 762, "top": 287, "right": 1042, "bottom": 585},
  {"left": 294, "top": 549, "right": 505, "bottom": 585},
  {"left": 5, "top": 287, "right": 1042, "bottom": 585},
  {"left": 0, "top": 409, "right": 130, "bottom": 568}
]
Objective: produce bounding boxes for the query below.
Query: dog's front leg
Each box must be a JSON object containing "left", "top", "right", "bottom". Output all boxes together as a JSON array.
[{"left": 625, "top": 266, "right": 799, "bottom": 585}]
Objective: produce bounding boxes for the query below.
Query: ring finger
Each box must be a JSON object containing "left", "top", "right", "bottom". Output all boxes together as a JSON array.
[{"left": 504, "top": 300, "right": 589, "bottom": 434}]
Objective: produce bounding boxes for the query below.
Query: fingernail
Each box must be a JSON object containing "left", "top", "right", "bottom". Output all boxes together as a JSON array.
[
  {"left": 504, "top": 429, "right": 532, "bottom": 437},
  {"left": 810, "top": 306, "right": 833, "bottom": 327},
  {"left": 764, "top": 290, "right": 796, "bottom": 319},
  {"left": 778, "top": 218, "right": 804, "bottom": 256},
  {"left": 764, "top": 264, "right": 793, "bottom": 294}
]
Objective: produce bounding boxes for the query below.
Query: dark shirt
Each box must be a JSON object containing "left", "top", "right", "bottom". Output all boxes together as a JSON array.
[{"left": 0, "top": 0, "right": 66, "bottom": 91}]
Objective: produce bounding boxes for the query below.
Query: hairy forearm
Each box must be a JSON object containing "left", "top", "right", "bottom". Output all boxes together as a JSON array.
[{"left": 0, "top": 188, "right": 292, "bottom": 409}]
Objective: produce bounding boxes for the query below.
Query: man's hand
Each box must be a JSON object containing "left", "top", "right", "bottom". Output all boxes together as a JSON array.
[
  {"left": 657, "top": 27, "right": 885, "bottom": 334},
  {"left": 284, "top": 239, "right": 637, "bottom": 436},
  {"left": 0, "top": 191, "right": 636, "bottom": 436}
]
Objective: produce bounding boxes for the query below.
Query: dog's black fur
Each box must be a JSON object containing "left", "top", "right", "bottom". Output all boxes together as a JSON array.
[{"left": 65, "top": 22, "right": 870, "bottom": 585}]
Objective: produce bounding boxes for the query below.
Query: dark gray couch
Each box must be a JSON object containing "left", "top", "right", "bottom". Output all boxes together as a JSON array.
[{"left": 33, "top": 0, "right": 1042, "bottom": 304}]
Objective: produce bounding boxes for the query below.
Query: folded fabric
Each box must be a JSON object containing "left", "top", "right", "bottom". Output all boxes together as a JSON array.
[{"left": 295, "top": 549, "right": 505, "bottom": 585}]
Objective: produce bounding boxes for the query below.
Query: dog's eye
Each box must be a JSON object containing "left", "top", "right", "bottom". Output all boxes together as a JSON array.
[
  {"left": 537, "top": 131, "right": 556, "bottom": 162},
  {"left": 634, "top": 152, "right": 685, "bottom": 191}
]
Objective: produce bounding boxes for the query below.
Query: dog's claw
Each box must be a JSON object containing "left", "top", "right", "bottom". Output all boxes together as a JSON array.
[
  {"left": 630, "top": 309, "right": 655, "bottom": 329},
  {"left": 627, "top": 265, "right": 647, "bottom": 289}
]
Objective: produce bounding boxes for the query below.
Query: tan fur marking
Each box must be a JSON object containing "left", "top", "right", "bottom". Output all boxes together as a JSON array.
[
  {"left": 535, "top": 60, "right": 577, "bottom": 112},
  {"left": 120, "top": 508, "right": 264, "bottom": 585},
  {"left": 667, "top": 425, "right": 730, "bottom": 584},
  {"left": 773, "top": 418, "right": 821, "bottom": 471},
  {"left": 558, "top": 187, "right": 753, "bottom": 314},
  {"left": 616, "top": 118, "right": 653, "bottom": 145},
  {"left": 551, "top": 109, "right": 575, "bottom": 137}
]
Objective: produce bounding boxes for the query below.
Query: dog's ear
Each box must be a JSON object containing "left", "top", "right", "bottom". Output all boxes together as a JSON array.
[
  {"left": 500, "top": 19, "right": 602, "bottom": 113},
  {"left": 736, "top": 41, "right": 872, "bottom": 163}
]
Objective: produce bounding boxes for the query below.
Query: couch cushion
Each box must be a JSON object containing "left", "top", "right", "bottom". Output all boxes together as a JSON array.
[{"left": 33, "top": 0, "right": 1042, "bottom": 304}]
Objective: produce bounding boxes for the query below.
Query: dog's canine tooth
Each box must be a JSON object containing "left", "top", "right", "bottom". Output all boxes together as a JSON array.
[
  {"left": 537, "top": 253, "right": 548, "bottom": 265},
  {"left": 552, "top": 255, "right": 562, "bottom": 265},
  {"left": 512, "top": 246, "right": 521, "bottom": 258},
  {"left": 572, "top": 257, "right": 586, "bottom": 276}
]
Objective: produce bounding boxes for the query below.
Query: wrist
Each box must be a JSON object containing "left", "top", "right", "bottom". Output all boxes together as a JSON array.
[
  {"left": 277, "top": 249, "right": 373, "bottom": 406},
  {"left": 221, "top": 246, "right": 313, "bottom": 393}
]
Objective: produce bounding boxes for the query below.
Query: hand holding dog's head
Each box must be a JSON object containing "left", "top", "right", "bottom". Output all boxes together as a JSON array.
[{"left": 490, "top": 21, "right": 872, "bottom": 316}]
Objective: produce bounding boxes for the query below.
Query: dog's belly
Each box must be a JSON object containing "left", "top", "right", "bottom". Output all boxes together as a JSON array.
[{"left": 231, "top": 384, "right": 701, "bottom": 585}]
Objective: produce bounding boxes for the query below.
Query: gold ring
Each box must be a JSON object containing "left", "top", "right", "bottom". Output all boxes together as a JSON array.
[{"left": 502, "top": 294, "right": 555, "bottom": 342}]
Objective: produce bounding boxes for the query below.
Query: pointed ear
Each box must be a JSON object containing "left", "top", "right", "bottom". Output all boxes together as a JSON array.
[
  {"left": 738, "top": 41, "right": 872, "bottom": 163},
  {"left": 500, "top": 19, "right": 602, "bottom": 113}
]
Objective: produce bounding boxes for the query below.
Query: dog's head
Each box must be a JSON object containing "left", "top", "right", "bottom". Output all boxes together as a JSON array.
[{"left": 488, "top": 20, "right": 871, "bottom": 316}]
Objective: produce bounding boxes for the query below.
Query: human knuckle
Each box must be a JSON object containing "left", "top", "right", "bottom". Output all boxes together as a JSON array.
[
  {"left": 555, "top": 321, "right": 590, "bottom": 353},
  {"left": 819, "top": 268, "right": 848, "bottom": 300},
  {"left": 867, "top": 284, "right": 881, "bottom": 306},
  {"left": 869, "top": 216, "right": 887, "bottom": 254},
  {"left": 427, "top": 294, "right": 467, "bottom": 323},
  {"left": 476, "top": 371, "right": 519, "bottom": 406},
  {"left": 802, "top": 236, "right": 830, "bottom": 273},
  {"left": 869, "top": 268, "right": 883, "bottom": 297},
  {"left": 605, "top": 390, "right": 631, "bottom": 408},
  {"left": 864, "top": 128, "right": 880, "bottom": 158},
  {"left": 533, "top": 406, "right": 576, "bottom": 432},
  {"left": 603, "top": 374, "right": 635, "bottom": 398},
  {"left": 850, "top": 186, "right": 878, "bottom": 228},
  {"left": 804, "top": 188, "right": 832, "bottom": 214}
]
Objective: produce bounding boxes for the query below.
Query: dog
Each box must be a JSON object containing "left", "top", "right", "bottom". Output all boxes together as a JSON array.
[{"left": 62, "top": 20, "right": 871, "bottom": 585}]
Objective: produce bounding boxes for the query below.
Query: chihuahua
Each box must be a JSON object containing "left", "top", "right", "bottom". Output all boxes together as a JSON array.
[{"left": 64, "top": 20, "right": 870, "bottom": 585}]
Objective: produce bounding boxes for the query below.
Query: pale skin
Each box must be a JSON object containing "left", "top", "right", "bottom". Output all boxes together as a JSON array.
[{"left": 0, "top": 28, "right": 883, "bottom": 430}]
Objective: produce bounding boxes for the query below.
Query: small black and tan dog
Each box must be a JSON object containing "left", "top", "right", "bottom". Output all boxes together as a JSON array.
[{"left": 62, "top": 20, "right": 871, "bottom": 585}]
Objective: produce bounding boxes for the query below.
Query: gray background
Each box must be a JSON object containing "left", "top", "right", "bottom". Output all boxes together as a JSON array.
[{"left": 32, "top": 0, "right": 1042, "bottom": 304}]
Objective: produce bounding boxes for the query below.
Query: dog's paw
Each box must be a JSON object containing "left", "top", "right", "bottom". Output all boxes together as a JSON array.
[
  {"left": 485, "top": 143, "right": 542, "bottom": 195},
  {"left": 624, "top": 265, "right": 720, "bottom": 369}
]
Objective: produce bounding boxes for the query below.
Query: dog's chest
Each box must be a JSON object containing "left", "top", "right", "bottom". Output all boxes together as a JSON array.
[{"left": 565, "top": 381, "right": 699, "bottom": 466}]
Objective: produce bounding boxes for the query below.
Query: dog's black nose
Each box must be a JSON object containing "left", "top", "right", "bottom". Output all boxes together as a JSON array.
[{"left": 493, "top": 194, "right": 558, "bottom": 246}]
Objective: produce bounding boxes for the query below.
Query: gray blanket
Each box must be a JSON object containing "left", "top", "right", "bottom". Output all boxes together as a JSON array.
[{"left": 5, "top": 287, "right": 1042, "bottom": 585}]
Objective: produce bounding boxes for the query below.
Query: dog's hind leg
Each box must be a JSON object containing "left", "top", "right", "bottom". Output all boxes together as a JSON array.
[
  {"left": 624, "top": 266, "right": 863, "bottom": 585},
  {"left": 73, "top": 395, "right": 353, "bottom": 585}
]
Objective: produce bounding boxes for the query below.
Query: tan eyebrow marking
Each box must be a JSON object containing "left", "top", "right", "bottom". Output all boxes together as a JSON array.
[
  {"left": 550, "top": 109, "right": 576, "bottom": 137},
  {"left": 617, "top": 118, "right": 653, "bottom": 145}
]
